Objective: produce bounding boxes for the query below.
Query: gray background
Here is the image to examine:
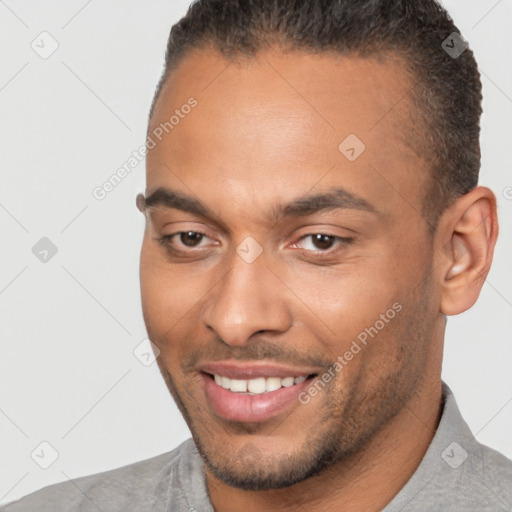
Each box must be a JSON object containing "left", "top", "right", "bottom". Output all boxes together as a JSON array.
[{"left": 1, "top": 0, "right": 511, "bottom": 504}]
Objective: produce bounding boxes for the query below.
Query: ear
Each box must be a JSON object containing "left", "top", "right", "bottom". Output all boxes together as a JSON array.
[
  {"left": 136, "top": 193, "right": 146, "bottom": 213},
  {"left": 436, "top": 186, "right": 499, "bottom": 316}
]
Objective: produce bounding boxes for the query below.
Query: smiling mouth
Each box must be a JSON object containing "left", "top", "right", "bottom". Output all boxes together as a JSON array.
[
  {"left": 204, "top": 372, "right": 317, "bottom": 395},
  {"left": 199, "top": 370, "right": 319, "bottom": 422}
]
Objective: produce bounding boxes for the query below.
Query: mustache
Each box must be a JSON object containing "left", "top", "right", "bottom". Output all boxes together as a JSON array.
[{"left": 180, "top": 338, "right": 333, "bottom": 372}]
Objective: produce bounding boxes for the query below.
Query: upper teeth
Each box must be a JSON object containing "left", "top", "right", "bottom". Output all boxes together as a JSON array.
[{"left": 213, "top": 374, "right": 308, "bottom": 394}]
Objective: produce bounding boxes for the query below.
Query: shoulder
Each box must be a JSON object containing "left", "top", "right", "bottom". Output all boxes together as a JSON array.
[
  {"left": 1, "top": 439, "right": 205, "bottom": 512},
  {"left": 439, "top": 387, "right": 512, "bottom": 509},
  {"left": 418, "top": 437, "right": 512, "bottom": 511},
  {"left": 385, "top": 382, "right": 512, "bottom": 511},
  {"left": 469, "top": 440, "right": 512, "bottom": 502}
]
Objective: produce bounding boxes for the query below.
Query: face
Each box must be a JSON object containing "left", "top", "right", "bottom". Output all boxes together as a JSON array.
[{"left": 139, "top": 47, "right": 442, "bottom": 490}]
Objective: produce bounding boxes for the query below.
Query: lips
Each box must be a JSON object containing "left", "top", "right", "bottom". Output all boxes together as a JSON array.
[{"left": 198, "top": 361, "right": 318, "bottom": 423}]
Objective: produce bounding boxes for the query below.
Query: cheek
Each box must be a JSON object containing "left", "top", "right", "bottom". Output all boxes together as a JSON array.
[
  {"left": 139, "top": 246, "right": 191, "bottom": 341},
  {"left": 139, "top": 243, "right": 215, "bottom": 364},
  {"left": 286, "top": 258, "right": 402, "bottom": 337},
  {"left": 140, "top": 243, "right": 202, "bottom": 315}
]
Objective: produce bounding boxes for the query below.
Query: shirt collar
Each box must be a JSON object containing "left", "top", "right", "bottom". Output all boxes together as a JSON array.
[{"left": 383, "top": 380, "right": 479, "bottom": 511}]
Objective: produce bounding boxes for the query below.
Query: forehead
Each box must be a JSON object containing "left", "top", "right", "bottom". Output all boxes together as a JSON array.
[{"left": 146, "top": 47, "right": 429, "bottom": 223}]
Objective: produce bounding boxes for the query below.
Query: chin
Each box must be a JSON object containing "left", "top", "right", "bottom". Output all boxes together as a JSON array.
[{"left": 192, "top": 421, "right": 357, "bottom": 491}]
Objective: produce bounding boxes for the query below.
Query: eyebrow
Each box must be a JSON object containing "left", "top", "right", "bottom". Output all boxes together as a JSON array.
[{"left": 141, "top": 186, "right": 380, "bottom": 224}]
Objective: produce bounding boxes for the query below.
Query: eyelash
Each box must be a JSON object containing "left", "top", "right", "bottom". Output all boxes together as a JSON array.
[{"left": 157, "top": 231, "right": 354, "bottom": 259}]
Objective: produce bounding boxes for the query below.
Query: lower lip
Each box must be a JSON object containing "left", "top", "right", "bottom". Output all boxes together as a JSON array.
[{"left": 201, "top": 373, "right": 315, "bottom": 423}]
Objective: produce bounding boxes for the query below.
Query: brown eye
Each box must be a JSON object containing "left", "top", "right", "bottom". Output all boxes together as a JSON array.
[
  {"left": 311, "top": 234, "right": 336, "bottom": 250},
  {"left": 293, "top": 233, "right": 354, "bottom": 257},
  {"left": 157, "top": 229, "right": 218, "bottom": 256},
  {"left": 180, "top": 231, "right": 204, "bottom": 247}
]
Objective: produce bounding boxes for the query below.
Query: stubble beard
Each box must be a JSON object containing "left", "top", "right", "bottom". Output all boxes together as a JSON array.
[{"left": 153, "top": 273, "right": 436, "bottom": 491}]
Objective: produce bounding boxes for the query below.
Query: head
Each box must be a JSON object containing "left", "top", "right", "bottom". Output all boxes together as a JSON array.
[{"left": 138, "top": 0, "right": 498, "bottom": 492}]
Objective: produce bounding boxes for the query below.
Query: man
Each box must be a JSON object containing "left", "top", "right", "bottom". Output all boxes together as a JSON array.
[{"left": 3, "top": 0, "right": 512, "bottom": 510}]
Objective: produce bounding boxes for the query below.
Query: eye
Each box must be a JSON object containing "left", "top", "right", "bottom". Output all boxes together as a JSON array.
[
  {"left": 158, "top": 231, "right": 213, "bottom": 251},
  {"left": 293, "top": 233, "right": 354, "bottom": 253},
  {"left": 178, "top": 231, "right": 207, "bottom": 247}
]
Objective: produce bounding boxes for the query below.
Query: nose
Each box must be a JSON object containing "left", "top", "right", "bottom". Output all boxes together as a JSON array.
[{"left": 200, "top": 250, "right": 292, "bottom": 346}]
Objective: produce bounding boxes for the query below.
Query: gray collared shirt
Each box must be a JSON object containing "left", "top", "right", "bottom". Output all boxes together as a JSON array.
[{"left": 2, "top": 381, "right": 512, "bottom": 511}]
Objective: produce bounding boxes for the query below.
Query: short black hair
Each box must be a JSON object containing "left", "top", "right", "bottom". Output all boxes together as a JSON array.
[{"left": 149, "top": 0, "right": 482, "bottom": 230}]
